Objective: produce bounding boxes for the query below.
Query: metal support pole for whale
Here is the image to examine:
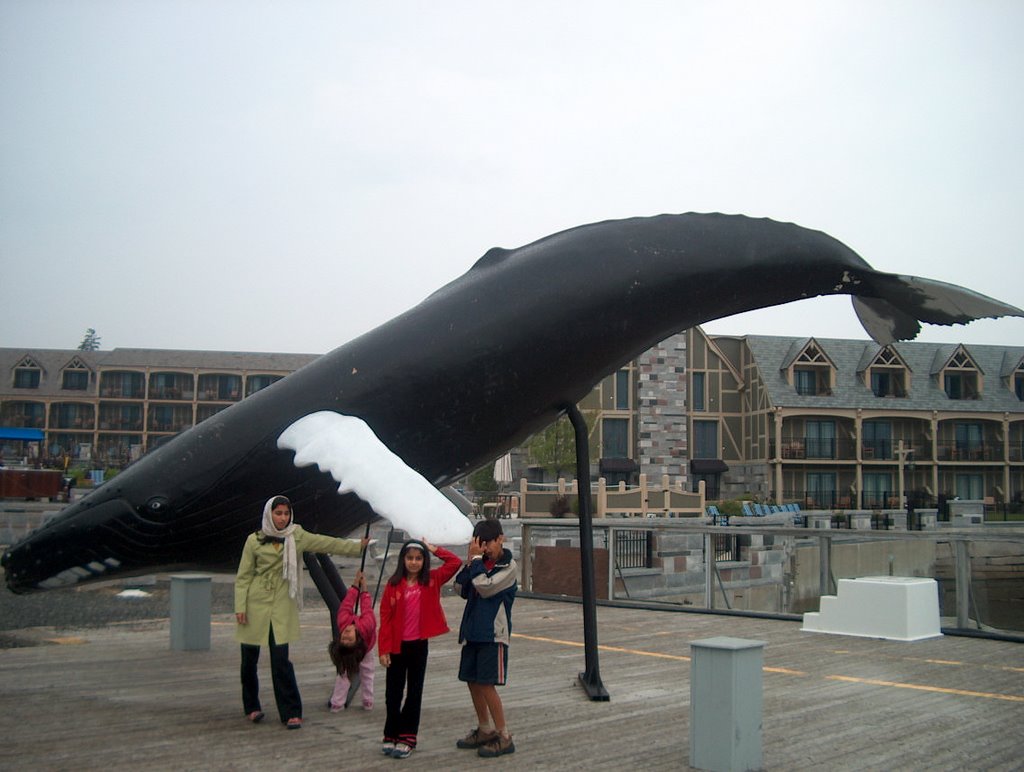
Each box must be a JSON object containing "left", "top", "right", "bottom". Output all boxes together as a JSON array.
[{"left": 3, "top": 212, "right": 1022, "bottom": 602}]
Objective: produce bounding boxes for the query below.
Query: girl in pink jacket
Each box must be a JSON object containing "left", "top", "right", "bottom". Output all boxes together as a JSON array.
[{"left": 328, "top": 570, "right": 377, "bottom": 711}]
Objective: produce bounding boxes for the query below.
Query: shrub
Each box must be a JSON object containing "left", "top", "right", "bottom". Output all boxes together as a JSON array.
[{"left": 549, "top": 494, "right": 572, "bottom": 517}]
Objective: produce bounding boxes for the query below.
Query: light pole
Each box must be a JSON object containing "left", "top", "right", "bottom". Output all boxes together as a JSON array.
[{"left": 896, "top": 439, "right": 914, "bottom": 524}]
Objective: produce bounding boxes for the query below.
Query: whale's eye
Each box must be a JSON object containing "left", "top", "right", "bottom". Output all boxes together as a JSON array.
[{"left": 146, "top": 496, "right": 170, "bottom": 513}]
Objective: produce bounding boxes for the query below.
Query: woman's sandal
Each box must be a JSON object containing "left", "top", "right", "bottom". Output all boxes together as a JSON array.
[
  {"left": 286, "top": 717, "right": 303, "bottom": 730},
  {"left": 246, "top": 711, "right": 265, "bottom": 723}
]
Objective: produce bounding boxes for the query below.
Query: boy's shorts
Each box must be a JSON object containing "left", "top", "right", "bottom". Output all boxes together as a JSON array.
[{"left": 458, "top": 641, "right": 508, "bottom": 685}]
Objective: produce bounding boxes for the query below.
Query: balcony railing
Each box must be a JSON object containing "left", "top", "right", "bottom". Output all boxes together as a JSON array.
[
  {"left": 148, "top": 387, "right": 194, "bottom": 401},
  {"left": 936, "top": 442, "right": 1002, "bottom": 462}
]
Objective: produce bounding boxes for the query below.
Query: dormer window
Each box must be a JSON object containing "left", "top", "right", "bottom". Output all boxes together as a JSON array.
[
  {"left": 941, "top": 347, "right": 982, "bottom": 400},
  {"left": 13, "top": 356, "right": 41, "bottom": 389},
  {"left": 1016, "top": 372, "right": 1024, "bottom": 401},
  {"left": 789, "top": 341, "right": 834, "bottom": 396},
  {"left": 871, "top": 371, "right": 905, "bottom": 397},
  {"left": 61, "top": 356, "right": 91, "bottom": 391},
  {"left": 867, "top": 346, "right": 909, "bottom": 398}
]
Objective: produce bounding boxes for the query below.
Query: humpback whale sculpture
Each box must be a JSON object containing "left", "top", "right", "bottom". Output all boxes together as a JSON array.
[{"left": 3, "top": 212, "right": 1021, "bottom": 592}]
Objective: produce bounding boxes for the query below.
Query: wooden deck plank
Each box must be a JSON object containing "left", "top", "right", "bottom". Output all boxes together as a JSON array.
[{"left": 0, "top": 595, "right": 1022, "bottom": 770}]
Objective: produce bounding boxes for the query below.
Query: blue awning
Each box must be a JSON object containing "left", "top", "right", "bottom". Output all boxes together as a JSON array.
[{"left": 0, "top": 428, "right": 45, "bottom": 441}]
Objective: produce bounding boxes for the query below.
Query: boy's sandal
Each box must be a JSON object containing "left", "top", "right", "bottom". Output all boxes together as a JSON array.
[
  {"left": 286, "top": 717, "right": 303, "bottom": 730},
  {"left": 246, "top": 711, "right": 265, "bottom": 723}
]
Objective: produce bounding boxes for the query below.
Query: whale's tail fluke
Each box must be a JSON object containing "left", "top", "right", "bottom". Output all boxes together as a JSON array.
[{"left": 853, "top": 273, "right": 1024, "bottom": 345}]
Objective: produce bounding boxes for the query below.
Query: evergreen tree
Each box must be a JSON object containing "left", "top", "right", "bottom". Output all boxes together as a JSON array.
[{"left": 78, "top": 328, "right": 102, "bottom": 351}]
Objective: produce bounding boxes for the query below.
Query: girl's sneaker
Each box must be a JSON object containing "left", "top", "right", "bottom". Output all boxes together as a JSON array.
[
  {"left": 381, "top": 742, "right": 396, "bottom": 756},
  {"left": 392, "top": 743, "right": 413, "bottom": 759}
]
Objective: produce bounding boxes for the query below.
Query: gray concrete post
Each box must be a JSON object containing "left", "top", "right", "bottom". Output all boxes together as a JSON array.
[
  {"left": 690, "top": 636, "right": 764, "bottom": 772},
  {"left": 170, "top": 574, "right": 212, "bottom": 651}
]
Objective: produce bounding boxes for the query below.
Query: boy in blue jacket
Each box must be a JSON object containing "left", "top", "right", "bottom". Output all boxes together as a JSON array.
[{"left": 454, "top": 518, "right": 518, "bottom": 758}]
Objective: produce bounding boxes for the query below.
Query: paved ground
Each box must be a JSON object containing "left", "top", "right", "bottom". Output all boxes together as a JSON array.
[{"left": 1, "top": 578, "right": 1023, "bottom": 771}]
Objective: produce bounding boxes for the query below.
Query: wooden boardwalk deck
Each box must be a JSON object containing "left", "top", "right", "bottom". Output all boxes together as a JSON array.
[{"left": 1, "top": 593, "right": 1022, "bottom": 770}]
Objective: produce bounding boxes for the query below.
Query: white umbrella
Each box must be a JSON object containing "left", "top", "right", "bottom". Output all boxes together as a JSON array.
[{"left": 493, "top": 452, "right": 513, "bottom": 487}]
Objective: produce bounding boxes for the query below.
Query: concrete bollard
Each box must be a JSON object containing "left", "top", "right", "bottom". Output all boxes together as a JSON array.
[
  {"left": 170, "top": 574, "right": 212, "bottom": 651},
  {"left": 690, "top": 637, "right": 764, "bottom": 772}
]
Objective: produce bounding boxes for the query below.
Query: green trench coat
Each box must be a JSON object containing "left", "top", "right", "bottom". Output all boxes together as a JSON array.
[{"left": 234, "top": 526, "right": 363, "bottom": 646}]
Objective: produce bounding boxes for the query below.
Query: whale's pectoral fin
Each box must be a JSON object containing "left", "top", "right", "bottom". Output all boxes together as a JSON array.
[
  {"left": 853, "top": 273, "right": 1024, "bottom": 345},
  {"left": 277, "top": 412, "right": 473, "bottom": 545}
]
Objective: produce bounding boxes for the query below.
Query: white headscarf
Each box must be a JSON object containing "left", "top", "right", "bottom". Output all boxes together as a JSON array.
[{"left": 261, "top": 495, "right": 303, "bottom": 610}]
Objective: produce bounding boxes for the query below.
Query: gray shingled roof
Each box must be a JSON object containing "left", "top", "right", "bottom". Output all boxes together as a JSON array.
[
  {"left": 744, "top": 336, "right": 1024, "bottom": 413},
  {"left": 1, "top": 347, "right": 320, "bottom": 399}
]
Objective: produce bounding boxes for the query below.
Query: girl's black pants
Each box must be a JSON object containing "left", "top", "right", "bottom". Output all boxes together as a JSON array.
[{"left": 383, "top": 638, "right": 429, "bottom": 747}]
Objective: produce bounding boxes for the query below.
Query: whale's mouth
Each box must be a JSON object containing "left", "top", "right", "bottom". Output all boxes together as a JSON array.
[{"left": 2, "top": 498, "right": 136, "bottom": 593}]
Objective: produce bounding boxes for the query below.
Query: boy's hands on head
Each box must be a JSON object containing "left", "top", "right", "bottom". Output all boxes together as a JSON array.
[{"left": 467, "top": 536, "right": 484, "bottom": 560}]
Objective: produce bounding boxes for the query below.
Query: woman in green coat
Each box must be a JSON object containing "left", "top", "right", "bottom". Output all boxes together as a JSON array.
[{"left": 235, "top": 494, "right": 368, "bottom": 729}]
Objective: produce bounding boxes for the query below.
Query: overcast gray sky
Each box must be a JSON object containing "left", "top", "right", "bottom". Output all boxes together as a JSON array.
[{"left": 2, "top": 1, "right": 1021, "bottom": 355}]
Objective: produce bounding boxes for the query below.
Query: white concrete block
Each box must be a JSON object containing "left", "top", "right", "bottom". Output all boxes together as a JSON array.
[{"left": 802, "top": 576, "right": 941, "bottom": 642}]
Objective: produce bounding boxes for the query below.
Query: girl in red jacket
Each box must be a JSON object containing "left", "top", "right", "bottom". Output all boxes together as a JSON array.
[
  {"left": 378, "top": 538, "right": 461, "bottom": 759},
  {"left": 328, "top": 570, "right": 377, "bottom": 712}
]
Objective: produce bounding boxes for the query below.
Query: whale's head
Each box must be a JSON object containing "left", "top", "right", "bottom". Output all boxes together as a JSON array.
[
  {"left": 2, "top": 493, "right": 165, "bottom": 592},
  {"left": 2, "top": 416, "right": 286, "bottom": 593}
]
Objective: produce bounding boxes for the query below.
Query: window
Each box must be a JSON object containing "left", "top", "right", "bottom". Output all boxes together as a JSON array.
[
  {"left": 614, "top": 370, "right": 630, "bottom": 410},
  {"left": 944, "top": 373, "right": 979, "bottom": 400},
  {"left": 149, "top": 405, "right": 192, "bottom": 433},
  {"left": 862, "top": 420, "right": 892, "bottom": 459},
  {"left": 806, "top": 472, "right": 837, "bottom": 508},
  {"left": 198, "top": 374, "right": 242, "bottom": 401},
  {"left": 197, "top": 404, "right": 228, "bottom": 422},
  {"left": 862, "top": 472, "right": 892, "bottom": 508},
  {"left": 955, "top": 422, "right": 983, "bottom": 460},
  {"left": 601, "top": 418, "right": 629, "bottom": 458},
  {"left": 1016, "top": 373, "right": 1023, "bottom": 401},
  {"left": 805, "top": 420, "right": 835, "bottom": 459},
  {"left": 791, "top": 341, "right": 833, "bottom": 396},
  {"left": 61, "top": 357, "right": 91, "bottom": 390},
  {"left": 955, "top": 473, "right": 983, "bottom": 500},
  {"left": 794, "top": 369, "right": 817, "bottom": 396},
  {"left": 692, "top": 372, "right": 705, "bottom": 411},
  {"left": 14, "top": 368, "right": 40, "bottom": 388},
  {"left": 1, "top": 401, "right": 45, "bottom": 428},
  {"left": 99, "top": 404, "right": 143, "bottom": 431},
  {"left": 245, "top": 374, "right": 283, "bottom": 397},
  {"left": 942, "top": 348, "right": 980, "bottom": 399},
  {"left": 12, "top": 356, "right": 42, "bottom": 389},
  {"left": 871, "top": 370, "right": 906, "bottom": 398},
  {"left": 693, "top": 420, "right": 719, "bottom": 459},
  {"left": 867, "top": 346, "right": 909, "bottom": 397},
  {"left": 62, "top": 370, "right": 89, "bottom": 390},
  {"left": 100, "top": 371, "right": 145, "bottom": 398},
  {"left": 149, "top": 372, "right": 192, "bottom": 400}
]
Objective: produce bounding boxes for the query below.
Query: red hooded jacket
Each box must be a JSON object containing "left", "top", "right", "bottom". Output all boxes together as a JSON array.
[{"left": 378, "top": 545, "right": 461, "bottom": 655}]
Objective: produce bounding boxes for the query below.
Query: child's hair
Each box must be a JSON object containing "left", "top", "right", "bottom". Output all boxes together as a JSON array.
[
  {"left": 269, "top": 495, "right": 291, "bottom": 510},
  {"left": 474, "top": 518, "right": 503, "bottom": 543},
  {"left": 387, "top": 540, "right": 432, "bottom": 587},
  {"left": 328, "top": 631, "right": 367, "bottom": 678}
]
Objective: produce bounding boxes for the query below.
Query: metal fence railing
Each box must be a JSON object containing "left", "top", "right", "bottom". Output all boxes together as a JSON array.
[{"left": 516, "top": 517, "right": 1024, "bottom": 638}]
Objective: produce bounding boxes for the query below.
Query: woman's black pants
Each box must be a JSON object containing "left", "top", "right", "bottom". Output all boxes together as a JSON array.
[{"left": 240, "top": 624, "right": 302, "bottom": 722}]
